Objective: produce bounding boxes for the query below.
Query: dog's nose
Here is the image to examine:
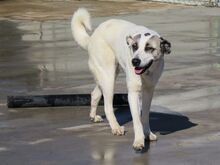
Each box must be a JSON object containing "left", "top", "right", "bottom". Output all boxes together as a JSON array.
[{"left": 132, "top": 58, "right": 141, "bottom": 67}]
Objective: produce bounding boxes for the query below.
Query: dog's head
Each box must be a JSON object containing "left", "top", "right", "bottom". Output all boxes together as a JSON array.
[{"left": 126, "top": 32, "right": 171, "bottom": 75}]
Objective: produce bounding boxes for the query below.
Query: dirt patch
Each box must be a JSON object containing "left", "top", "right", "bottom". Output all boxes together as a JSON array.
[{"left": 0, "top": 0, "right": 182, "bottom": 21}]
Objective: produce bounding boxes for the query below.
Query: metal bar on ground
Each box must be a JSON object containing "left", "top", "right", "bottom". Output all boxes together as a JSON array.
[{"left": 7, "top": 94, "right": 128, "bottom": 108}]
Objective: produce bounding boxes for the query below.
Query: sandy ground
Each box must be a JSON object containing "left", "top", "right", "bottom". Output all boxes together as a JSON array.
[
  {"left": 0, "top": 1, "right": 220, "bottom": 165},
  {"left": 0, "top": 0, "right": 180, "bottom": 20}
]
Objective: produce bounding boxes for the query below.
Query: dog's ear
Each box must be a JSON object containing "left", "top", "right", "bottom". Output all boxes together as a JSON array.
[
  {"left": 126, "top": 36, "right": 134, "bottom": 46},
  {"left": 160, "top": 37, "right": 171, "bottom": 54}
]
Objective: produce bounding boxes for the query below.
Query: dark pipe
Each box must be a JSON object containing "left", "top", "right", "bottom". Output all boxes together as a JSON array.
[{"left": 7, "top": 94, "right": 128, "bottom": 108}]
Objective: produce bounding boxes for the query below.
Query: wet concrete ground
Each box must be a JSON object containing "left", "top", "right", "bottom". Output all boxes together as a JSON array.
[
  {"left": 1, "top": 5, "right": 220, "bottom": 165},
  {"left": 0, "top": 0, "right": 177, "bottom": 20}
]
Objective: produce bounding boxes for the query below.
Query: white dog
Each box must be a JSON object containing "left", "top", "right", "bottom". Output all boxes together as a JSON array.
[{"left": 71, "top": 8, "right": 171, "bottom": 151}]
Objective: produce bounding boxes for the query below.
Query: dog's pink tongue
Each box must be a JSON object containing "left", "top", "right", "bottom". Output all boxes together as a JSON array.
[{"left": 135, "top": 68, "right": 144, "bottom": 74}]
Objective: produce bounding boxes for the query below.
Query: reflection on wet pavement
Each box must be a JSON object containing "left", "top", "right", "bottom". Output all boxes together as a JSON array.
[
  {"left": 0, "top": 19, "right": 93, "bottom": 99},
  {"left": 209, "top": 16, "right": 220, "bottom": 56},
  {"left": 0, "top": 7, "right": 220, "bottom": 100},
  {"left": 0, "top": 6, "right": 220, "bottom": 165}
]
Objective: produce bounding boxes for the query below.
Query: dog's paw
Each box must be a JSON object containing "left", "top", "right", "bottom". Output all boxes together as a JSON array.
[
  {"left": 133, "top": 138, "right": 145, "bottom": 151},
  {"left": 90, "top": 115, "right": 103, "bottom": 123},
  {"left": 146, "top": 131, "right": 157, "bottom": 141},
  {"left": 111, "top": 126, "right": 125, "bottom": 136}
]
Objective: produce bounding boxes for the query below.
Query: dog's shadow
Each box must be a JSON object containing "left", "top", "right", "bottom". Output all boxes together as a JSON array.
[{"left": 111, "top": 105, "right": 197, "bottom": 135}]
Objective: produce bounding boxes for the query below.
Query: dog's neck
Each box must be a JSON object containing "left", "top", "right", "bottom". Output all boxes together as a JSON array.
[{"left": 140, "top": 57, "right": 164, "bottom": 88}]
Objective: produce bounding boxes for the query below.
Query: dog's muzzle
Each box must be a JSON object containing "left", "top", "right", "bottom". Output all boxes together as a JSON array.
[
  {"left": 132, "top": 58, "right": 141, "bottom": 67},
  {"left": 133, "top": 59, "right": 153, "bottom": 75}
]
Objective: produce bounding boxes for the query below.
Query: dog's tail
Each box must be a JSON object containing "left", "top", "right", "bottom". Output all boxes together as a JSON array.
[{"left": 71, "top": 8, "right": 92, "bottom": 50}]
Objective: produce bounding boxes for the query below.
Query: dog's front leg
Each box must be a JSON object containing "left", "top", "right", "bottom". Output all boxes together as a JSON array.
[
  {"left": 128, "top": 90, "right": 145, "bottom": 151},
  {"left": 141, "top": 87, "right": 157, "bottom": 141}
]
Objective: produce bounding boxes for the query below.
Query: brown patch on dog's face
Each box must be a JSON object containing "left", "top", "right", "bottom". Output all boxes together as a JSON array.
[
  {"left": 126, "top": 34, "right": 142, "bottom": 52},
  {"left": 145, "top": 35, "right": 162, "bottom": 60},
  {"left": 144, "top": 36, "right": 171, "bottom": 60}
]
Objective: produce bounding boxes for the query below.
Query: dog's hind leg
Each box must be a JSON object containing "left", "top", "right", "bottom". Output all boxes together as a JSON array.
[
  {"left": 101, "top": 70, "right": 124, "bottom": 136},
  {"left": 89, "top": 65, "right": 120, "bottom": 123},
  {"left": 90, "top": 85, "right": 103, "bottom": 123},
  {"left": 89, "top": 63, "right": 123, "bottom": 135}
]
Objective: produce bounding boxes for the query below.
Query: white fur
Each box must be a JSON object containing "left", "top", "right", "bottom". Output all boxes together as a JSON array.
[
  {"left": 71, "top": 8, "right": 92, "bottom": 50},
  {"left": 71, "top": 8, "right": 165, "bottom": 150}
]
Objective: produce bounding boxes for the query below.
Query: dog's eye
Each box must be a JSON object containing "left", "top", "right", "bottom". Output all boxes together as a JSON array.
[
  {"left": 132, "top": 43, "right": 138, "bottom": 51},
  {"left": 145, "top": 46, "right": 155, "bottom": 52}
]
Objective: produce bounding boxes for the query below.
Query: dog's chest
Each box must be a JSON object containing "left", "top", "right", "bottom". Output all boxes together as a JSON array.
[{"left": 142, "top": 59, "right": 164, "bottom": 86}]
